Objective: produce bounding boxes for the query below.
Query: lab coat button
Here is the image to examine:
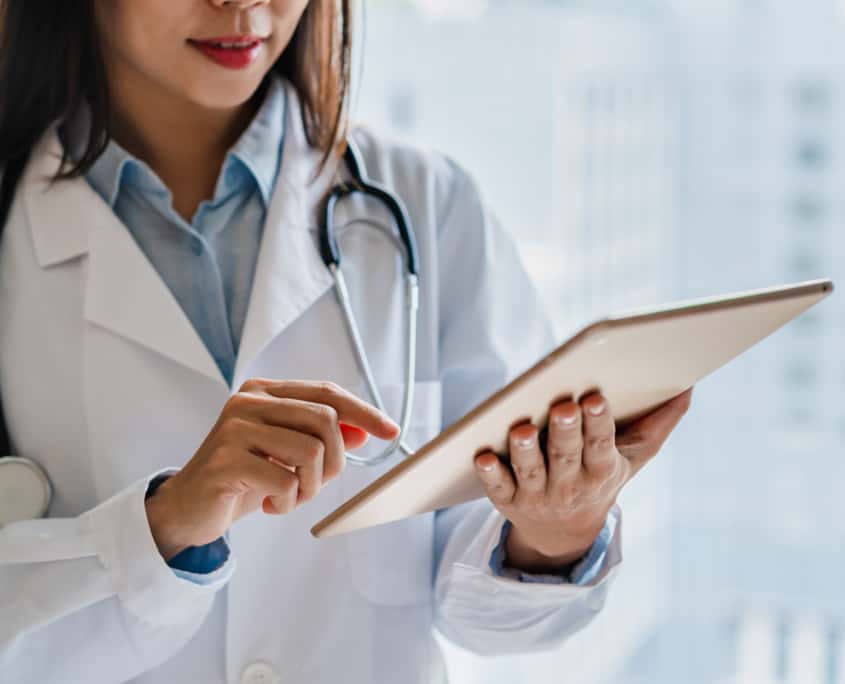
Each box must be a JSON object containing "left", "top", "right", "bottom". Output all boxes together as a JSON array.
[
  {"left": 241, "top": 662, "right": 280, "bottom": 684},
  {"left": 190, "top": 238, "right": 204, "bottom": 256}
]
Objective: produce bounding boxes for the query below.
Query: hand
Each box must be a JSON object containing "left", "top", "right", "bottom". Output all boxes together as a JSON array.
[
  {"left": 473, "top": 389, "right": 693, "bottom": 572},
  {"left": 145, "top": 379, "right": 400, "bottom": 560}
]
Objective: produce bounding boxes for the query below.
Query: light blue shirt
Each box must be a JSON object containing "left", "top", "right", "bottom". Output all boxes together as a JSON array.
[
  {"left": 60, "top": 76, "right": 286, "bottom": 388},
  {"left": 59, "top": 73, "right": 610, "bottom": 586}
]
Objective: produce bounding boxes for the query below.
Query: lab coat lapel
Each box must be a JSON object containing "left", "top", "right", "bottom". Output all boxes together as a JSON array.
[
  {"left": 22, "top": 80, "right": 338, "bottom": 392},
  {"left": 230, "top": 79, "right": 335, "bottom": 388},
  {"left": 22, "top": 128, "right": 225, "bottom": 387}
]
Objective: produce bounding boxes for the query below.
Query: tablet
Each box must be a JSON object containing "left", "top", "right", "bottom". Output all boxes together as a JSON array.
[{"left": 311, "top": 279, "right": 834, "bottom": 538}]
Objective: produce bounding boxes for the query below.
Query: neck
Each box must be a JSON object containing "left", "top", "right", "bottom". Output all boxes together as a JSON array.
[{"left": 105, "top": 64, "right": 264, "bottom": 221}]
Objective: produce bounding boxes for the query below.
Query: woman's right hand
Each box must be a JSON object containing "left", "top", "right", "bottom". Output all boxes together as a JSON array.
[{"left": 145, "top": 378, "right": 400, "bottom": 561}]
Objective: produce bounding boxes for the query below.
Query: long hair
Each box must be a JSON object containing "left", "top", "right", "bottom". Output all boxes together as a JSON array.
[{"left": 0, "top": 0, "right": 352, "bottom": 233}]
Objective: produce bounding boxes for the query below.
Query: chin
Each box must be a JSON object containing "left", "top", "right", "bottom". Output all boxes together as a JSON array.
[{"left": 180, "top": 70, "right": 270, "bottom": 111}]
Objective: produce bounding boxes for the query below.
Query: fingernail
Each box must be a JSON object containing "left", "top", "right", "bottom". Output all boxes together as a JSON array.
[
  {"left": 588, "top": 401, "right": 605, "bottom": 416},
  {"left": 480, "top": 463, "right": 494, "bottom": 472},
  {"left": 554, "top": 412, "right": 577, "bottom": 426},
  {"left": 516, "top": 435, "right": 535, "bottom": 448}
]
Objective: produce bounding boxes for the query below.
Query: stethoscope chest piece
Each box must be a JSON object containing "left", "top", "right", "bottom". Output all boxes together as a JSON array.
[{"left": 0, "top": 457, "right": 52, "bottom": 526}]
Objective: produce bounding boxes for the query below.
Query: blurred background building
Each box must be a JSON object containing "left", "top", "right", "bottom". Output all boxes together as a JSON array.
[{"left": 353, "top": 1, "right": 844, "bottom": 682}]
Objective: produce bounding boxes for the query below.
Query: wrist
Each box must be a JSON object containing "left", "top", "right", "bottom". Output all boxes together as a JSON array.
[
  {"left": 504, "top": 522, "right": 595, "bottom": 574},
  {"left": 144, "top": 477, "right": 191, "bottom": 561}
]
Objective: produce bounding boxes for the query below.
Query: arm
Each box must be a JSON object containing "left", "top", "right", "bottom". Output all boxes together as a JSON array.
[
  {"left": 0, "top": 470, "right": 234, "bottom": 683},
  {"left": 0, "top": 378, "right": 398, "bottom": 681},
  {"left": 431, "top": 160, "right": 623, "bottom": 655}
]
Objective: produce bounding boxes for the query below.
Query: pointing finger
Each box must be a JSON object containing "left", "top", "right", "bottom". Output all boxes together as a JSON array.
[{"left": 259, "top": 380, "right": 401, "bottom": 440}]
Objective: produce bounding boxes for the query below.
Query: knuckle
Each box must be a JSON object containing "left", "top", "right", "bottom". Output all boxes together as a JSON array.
[
  {"left": 220, "top": 416, "right": 249, "bottom": 441},
  {"left": 563, "top": 450, "right": 582, "bottom": 467},
  {"left": 549, "top": 446, "right": 582, "bottom": 468},
  {"left": 316, "top": 380, "right": 343, "bottom": 398},
  {"left": 515, "top": 465, "right": 545, "bottom": 482},
  {"left": 225, "top": 391, "right": 254, "bottom": 414},
  {"left": 590, "top": 455, "right": 617, "bottom": 478},
  {"left": 206, "top": 448, "right": 231, "bottom": 474},
  {"left": 488, "top": 482, "right": 512, "bottom": 503},
  {"left": 238, "top": 377, "right": 263, "bottom": 393},
  {"left": 304, "top": 438, "right": 325, "bottom": 463},
  {"left": 587, "top": 434, "right": 615, "bottom": 452},
  {"left": 280, "top": 474, "right": 299, "bottom": 497},
  {"left": 313, "top": 403, "right": 339, "bottom": 427}
]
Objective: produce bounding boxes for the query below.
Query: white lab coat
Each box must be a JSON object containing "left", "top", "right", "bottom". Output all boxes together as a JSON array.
[{"left": 0, "top": 79, "right": 622, "bottom": 684}]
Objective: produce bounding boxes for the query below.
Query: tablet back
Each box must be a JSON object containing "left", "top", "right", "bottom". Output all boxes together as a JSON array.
[{"left": 312, "top": 279, "right": 833, "bottom": 538}]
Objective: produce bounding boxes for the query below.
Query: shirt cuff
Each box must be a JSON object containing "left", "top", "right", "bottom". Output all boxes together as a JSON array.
[
  {"left": 145, "top": 474, "right": 232, "bottom": 583},
  {"left": 488, "top": 512, "right": 618, "bottom": 586}
]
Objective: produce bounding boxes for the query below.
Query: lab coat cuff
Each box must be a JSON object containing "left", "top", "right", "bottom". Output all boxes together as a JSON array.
[
  {"left": 478, "top": 505, "right": 622, "bottom": 596},
  {"left": 568, "top": 507, "right": 620, "bottom": 585},
  {"left": 489, "top": 509, "right": 618, "bottom": 585},
  {"left": 83, "top": 468, "right": 236, "bottom": 627}
]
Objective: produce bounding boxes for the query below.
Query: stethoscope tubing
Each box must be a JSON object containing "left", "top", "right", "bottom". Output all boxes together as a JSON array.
[
  {"left": 331, "top": 264, "right": 418, "bottom": 465},
  {"left": 0, "top": 137, "right": 420, "bottom": 528},
  {"left": 323, "top": 139, "right": 421, "bottom": 466}
]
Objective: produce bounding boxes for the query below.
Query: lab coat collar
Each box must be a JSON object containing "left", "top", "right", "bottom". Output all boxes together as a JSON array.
[{"left": 21, "top": 78, "right": 338, "bottom": 389}]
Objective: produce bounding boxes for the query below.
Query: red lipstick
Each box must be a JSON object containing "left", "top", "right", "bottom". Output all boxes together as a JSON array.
[{"left": 188, "top": 35, "right": 266, "bottom": 70}]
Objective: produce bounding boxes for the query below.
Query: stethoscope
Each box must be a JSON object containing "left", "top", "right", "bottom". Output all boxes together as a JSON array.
[
  {"left": 0, "top": 136, "right": 420, "bottom": 526},
  {"left": 321, "top": 138, "right": 419, "bottom": 466}
]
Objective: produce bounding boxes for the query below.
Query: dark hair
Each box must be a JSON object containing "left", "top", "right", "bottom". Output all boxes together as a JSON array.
[{"left": 0, "top": 0, "right": 352, "bottom": 234}]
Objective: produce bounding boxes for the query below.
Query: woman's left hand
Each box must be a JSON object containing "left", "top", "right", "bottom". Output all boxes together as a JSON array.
[{"left": 474, "top": 388, "right": 693, "bottom": 573}]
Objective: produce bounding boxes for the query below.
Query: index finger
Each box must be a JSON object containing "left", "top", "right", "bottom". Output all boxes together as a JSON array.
[{"left": 260, "top": 380, "right": 400, "bottom": 441}]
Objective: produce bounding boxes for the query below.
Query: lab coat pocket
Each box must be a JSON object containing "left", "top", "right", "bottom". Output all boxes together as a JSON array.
[{"left": 341, "top": 380, "right": 442, "bottom": 607}]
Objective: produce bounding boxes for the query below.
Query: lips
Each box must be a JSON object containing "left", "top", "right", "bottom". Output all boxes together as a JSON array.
[{"left": 188, "top": 35, "right": 267, "bottom": 70}]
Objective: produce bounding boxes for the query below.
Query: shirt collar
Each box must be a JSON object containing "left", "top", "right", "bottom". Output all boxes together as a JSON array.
[
  {"left": 58, "top": 72, "right": 286, "bottom": 210},
  {"left": 58, "top": 104, "right": 134, "bottom": 208},
  {"left": 224, "top": 73, "right": 285, "bottom": 206}
]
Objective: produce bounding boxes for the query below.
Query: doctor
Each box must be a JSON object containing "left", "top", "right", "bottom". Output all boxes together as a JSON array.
[{"left": 0, "top": 1, "right": 692, "bottom": 682}]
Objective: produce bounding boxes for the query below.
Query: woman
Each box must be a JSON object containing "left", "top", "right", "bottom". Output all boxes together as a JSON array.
[{"left": 0, "top": 1, "right": 692, "bottom": 682}]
